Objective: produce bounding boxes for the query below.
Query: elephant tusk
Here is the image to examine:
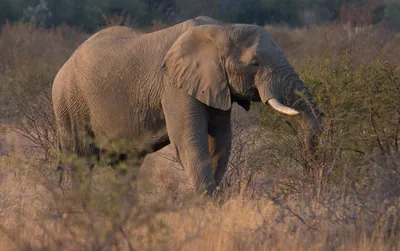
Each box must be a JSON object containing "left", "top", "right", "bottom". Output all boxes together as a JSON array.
[{"left": 267, "top": 98, "right": 300, "bottom": 116}]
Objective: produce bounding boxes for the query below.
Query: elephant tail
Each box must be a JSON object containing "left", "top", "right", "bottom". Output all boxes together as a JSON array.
[{"left": 55, "top": 135, "right": 64, "bottom": 186}]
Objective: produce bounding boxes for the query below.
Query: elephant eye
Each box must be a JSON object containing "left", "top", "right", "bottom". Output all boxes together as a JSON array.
[{"left": 250, "top": 58, "right": 260, "bottom": 68}]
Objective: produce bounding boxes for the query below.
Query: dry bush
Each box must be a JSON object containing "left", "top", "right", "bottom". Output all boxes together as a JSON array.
[
  {"left": 0, "top": 21, "right": 87, "bottom": 159},
  {"left": 339, "top": 0, "right": 385, "bottom": 27},
  {"left": 243, "top": 50, "right": 400, "bottom": 251},
  {"left": 219, "top": 104, "right": 265, "bottom": 197},
  {"left": 254, "top": 52, "right": 399, "bottom": 184},
  {"left": 1, "top": 158, "right": 400, "bottom": 251},
  {"left": 0, "top": 151, "right": 177, "bottom": 251},
  {"left": 266, "top": 22, "right": 400, "bottom": 69}
]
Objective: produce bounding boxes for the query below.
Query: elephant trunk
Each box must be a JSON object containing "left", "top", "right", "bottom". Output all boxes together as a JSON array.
[
  {"left": 257, "top": 65, "right": 324, "bottom": 152},
  {"left": 284, "top": 80, "right": 324, "bottom": 152}
]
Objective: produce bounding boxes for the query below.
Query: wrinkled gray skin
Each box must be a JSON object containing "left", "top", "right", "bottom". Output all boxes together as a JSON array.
[{"left": 52, "top": 16, "right": 324, "bottom": 196}]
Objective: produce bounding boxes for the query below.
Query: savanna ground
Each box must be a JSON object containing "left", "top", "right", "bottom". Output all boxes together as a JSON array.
[{"left": 0, "top": 18, "right": 399, "bottom": 250}]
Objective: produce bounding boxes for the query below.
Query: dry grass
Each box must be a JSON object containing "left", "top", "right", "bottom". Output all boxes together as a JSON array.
[
  {"left": 0, "top": 21, "right": 399, "bottom": 250},
  {"left": 266, "top": 23, "right": 400, "bottom": 69},
  {"left": 1, "top": 157, "right": 399, "bottom": 250}
]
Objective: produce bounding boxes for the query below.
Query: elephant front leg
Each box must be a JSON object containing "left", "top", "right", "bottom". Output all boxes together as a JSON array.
[
  {"left": 167, "top": 122, "right": 216, "bottom": 196},
  {"left": 162, "top": 90, "right": 216, "bottom": 196},
  {"left": 208, "top": 110, "right": 232, "bottom": 188},
  {"left": 183, "top": 143, "right": 216, "bottom": 195}
]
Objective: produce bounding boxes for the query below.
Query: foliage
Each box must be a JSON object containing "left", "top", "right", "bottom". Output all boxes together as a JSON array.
[
  {"left": 0, "top": 0, "right": 399, "bottom": 31},
  {"left": 255, "top": 50, "right": 399, "bottom": 197},
  {"left": 384, "top": 0, "right": 400, "bottom": 30}
]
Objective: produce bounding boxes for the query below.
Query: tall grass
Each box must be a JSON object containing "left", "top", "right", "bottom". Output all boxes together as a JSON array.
[{"left": 0, "top": 21, "right": 399, "bottom": 250}]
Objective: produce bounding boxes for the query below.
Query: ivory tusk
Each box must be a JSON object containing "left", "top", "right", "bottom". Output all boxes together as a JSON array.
[{"left": 267, "top": 98, "right": 300, "bottom": 116}]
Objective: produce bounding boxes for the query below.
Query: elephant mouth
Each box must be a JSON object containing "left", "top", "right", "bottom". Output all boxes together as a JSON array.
[
  {"left": 244, "top": 88, "right": 261, "bottom": 102},
  {"left": 230, "top": 87, "right": 261, "bottom": 102}
]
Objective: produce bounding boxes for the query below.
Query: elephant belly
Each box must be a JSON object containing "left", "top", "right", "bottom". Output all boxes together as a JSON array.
[{"left": 90, "top": 104, "right": 168, "bottom": 151}]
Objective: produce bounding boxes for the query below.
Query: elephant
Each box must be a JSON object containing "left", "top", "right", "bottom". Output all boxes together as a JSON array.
[{"left": 52, "top": 16, "right": 324, "bottom": 197}]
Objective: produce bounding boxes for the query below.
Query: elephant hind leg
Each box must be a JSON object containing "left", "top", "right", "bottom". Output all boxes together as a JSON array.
[
  {"left": 106, "top": 143, "right": 162, "bottom": 176},
  {"left": 104, "top": 151, "right": 129, "bottom": 175},
  {"left": 151, "top": 133, "right": 170, "bottom": 152},
  {"left": 55, "top": 119, "right": 99, "bottom": 204},
  {"left": 208, "top": 109, "right": 232, "bottom": 188},
  {"left": 55, "top": 137, "right": 66, "bottom": 186},
  {"left": 104, "top": 132, "right": 170, "bottom": 174},
  {"left": 72, "top": 126, "right": 99, "bottom": 195}
]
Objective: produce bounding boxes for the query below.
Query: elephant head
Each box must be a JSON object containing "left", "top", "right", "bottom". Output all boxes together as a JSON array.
[{"left": 162, "top": 24, "right": 324, "bottom": 152}]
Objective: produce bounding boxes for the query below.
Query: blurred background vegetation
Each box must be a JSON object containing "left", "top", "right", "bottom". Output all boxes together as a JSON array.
[{"left": 0, "top": 0, "right": 399, "bottom": 31}]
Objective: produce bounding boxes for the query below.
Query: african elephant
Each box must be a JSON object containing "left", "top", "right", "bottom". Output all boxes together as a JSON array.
[{"left": 52, "top": 16, "right": 324, "bottom": 196}]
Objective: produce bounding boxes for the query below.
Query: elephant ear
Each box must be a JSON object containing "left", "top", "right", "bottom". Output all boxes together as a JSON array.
[{"left": 162, "top": 25, "right": 231, "bottom": 111}]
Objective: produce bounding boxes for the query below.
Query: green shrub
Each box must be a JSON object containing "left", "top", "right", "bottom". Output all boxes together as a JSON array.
[{"left": 256, "top": 51, "right": 399, "bottom": 194}]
